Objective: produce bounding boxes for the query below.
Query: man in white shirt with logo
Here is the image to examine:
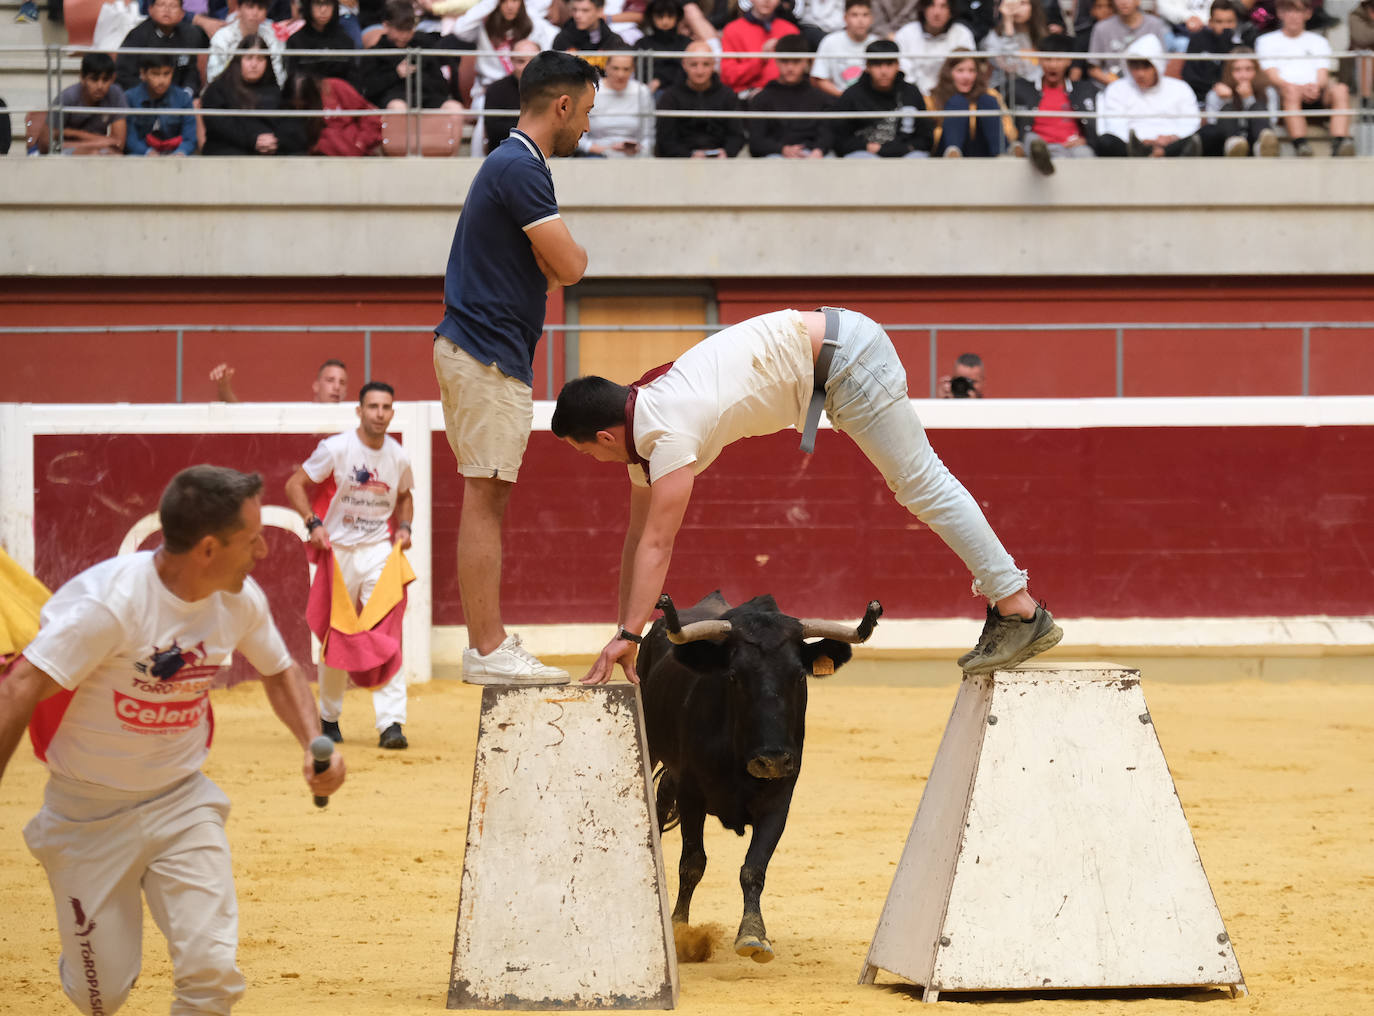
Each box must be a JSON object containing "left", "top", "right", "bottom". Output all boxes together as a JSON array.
[
  {"left": 552, "top": 307, "right": 1063, "bottom": 684},
  {"left": 285, "top": 381, "right": 415, "bottom": 750},
  {"left": 0, "top": 464, "right": 346, "bottom": 1016}
]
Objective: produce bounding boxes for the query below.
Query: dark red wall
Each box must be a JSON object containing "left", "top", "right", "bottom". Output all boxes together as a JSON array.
[
  {"left": 1, "top": 276, "right": 1370, "bottom": 402},
  {"left": 0, "top": 278, "right": 567, "bottom": 403},
  {"left": 718, "top": 276, "right": 1374, "bottom": 398},
  {"left": 437, "top": 423, "right": 1373, "bottom": 624},
  {"left": 30, "top": 424, "right": 1374, "bottom": 626},
  {"left": 32, "top": 434, "right": 319, "bottom": 683}
]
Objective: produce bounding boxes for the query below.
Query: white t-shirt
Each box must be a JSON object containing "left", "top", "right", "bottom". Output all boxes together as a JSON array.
[
  {"left": 629, "top": 310, "right": 813, "bottom": 487},
  {"left": 23, "top": 552, "right": 292, "bottom": 793},
  {"left": 1255, "top": 30, "right": 1333, "bottom": 87},
  {"left": 815, "top": 30, "right": 880, "bottom": 92},
  {"left": 893, "top": 21, "right": 977, "bottom": 94},
  {"left": 303, "top": 429, "right": 414, "bottom": 548}
]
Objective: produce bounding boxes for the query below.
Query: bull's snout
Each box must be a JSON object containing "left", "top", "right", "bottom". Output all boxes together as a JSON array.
[{"left": 746, "top": 750, "right": 797, "bottom": 780}]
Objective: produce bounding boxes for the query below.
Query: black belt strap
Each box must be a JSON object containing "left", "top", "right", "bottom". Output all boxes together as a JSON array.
[{"left": 800, "top": 307, "right": 840, "bottom": 454}]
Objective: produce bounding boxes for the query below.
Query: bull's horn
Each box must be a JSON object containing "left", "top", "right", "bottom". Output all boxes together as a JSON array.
[
  {"left": 667, "top": 620, "right": 733, "bottom": 645},
  {"left": 657, "top": 593, "right": 733, "bottom": 644},
  {"left": 800, "top": 600, "right": 884, "bottom": 644}
]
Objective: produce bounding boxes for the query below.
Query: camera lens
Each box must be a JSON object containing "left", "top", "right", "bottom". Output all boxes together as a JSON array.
[{"left": 950, "top": 376, "right": 974, "bottom": 398}]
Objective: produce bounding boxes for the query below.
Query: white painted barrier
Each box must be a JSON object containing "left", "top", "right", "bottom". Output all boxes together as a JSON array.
[
  {"left": 860, "top": 661, "right": 1245, "bottom": 1002},
  {"left": 448, "top": 686, "right": 678, "bottom": 1009}
]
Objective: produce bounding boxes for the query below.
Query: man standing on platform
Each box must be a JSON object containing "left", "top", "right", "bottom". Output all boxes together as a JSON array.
[
  {"left": 552, "top": 307, "right": 1063, "bottom": 684},
  {"left": 286, "top": 381, "right": 415, "bottom": 748},
  {"left": 0, "top": 464, "right": 345, "bottom": 1016},
  {"left": 433, "top": 50, "right": 598, "bottom": 687}
]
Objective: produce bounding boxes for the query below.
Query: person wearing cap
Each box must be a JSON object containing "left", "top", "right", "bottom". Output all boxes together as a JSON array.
[
  {"left": 551, "top": 307, "right": 1062, "bottom": 686},
  {"left": 831, "top": 38, "right": 934, "bottom": 156}
]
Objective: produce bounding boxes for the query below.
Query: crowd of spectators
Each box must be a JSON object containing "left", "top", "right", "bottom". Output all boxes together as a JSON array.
[{"left": 22, "top": 0, "right": 1367, "bottom": 159}]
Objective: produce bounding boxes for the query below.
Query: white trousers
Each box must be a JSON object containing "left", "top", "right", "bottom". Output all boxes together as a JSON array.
[
  {"left": 23, "top": 771, "right": 245, "bottom": 1016},
  {"left": 318, "top": 541, "right": 407, "bottom": 731}
]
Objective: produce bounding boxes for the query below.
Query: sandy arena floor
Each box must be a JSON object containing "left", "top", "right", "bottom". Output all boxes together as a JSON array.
[{"left": 2, "top": 663, "right": 1372, "bottom": 1016}]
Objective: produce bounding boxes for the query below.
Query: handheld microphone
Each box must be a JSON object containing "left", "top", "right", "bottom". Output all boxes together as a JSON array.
[{"left": 310, "top": 735, "right": 334, "bottom": 809}]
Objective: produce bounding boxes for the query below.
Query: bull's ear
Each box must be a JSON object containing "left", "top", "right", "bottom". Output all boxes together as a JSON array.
[{"left": 802, "top": 639, "right": 853, "bottom": 678}]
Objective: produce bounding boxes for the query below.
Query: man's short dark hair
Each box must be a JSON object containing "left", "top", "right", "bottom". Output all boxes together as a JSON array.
[
  {"left": 80, "top": 52, "right": 116, "bottom": 79},
  {"left": 317, "top": 358, "right": 347, "bottom": 376},
  {"left": 1037, "top": 32, "right": 1076, "bottom": 53},
  {"left": 1208, "top": 0, "right": 1237, "bottom": 15},
  {"left": 865, "top": 38, "right": 900, "bottom": 63},
  {"left": 775, "top": 34, "right": 811, "bottom": 56},
  {"left": 383, "top": 0, "right": 416, "bottom": 26},
  {"left": 159, "top": 465, "right": 264, "bottom": 554},
  {"left": 519, "top": 50, "right": 600, "bottom": 111},
  {"left": 844, "top": 0, "right": 871, "bottom": 9},
  {"left": 551, "top": 376, "right": 630, "bottom": 443},
  {"left": 140, "top": 52, "right": 177, "bottom": 71},
  {"left": 359, "top": 380, "right": 395, "bottom": 402},
  {"left": 955, "top": 352, "right": 983, "bottom": 368}
]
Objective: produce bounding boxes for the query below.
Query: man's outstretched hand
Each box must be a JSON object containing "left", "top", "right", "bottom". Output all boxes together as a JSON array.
[{"left": 581, "top": 636, "right": 639, "bottom": 685}]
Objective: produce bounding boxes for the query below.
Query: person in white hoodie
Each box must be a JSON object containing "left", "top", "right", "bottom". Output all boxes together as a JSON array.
[{"left": 1094, "top": 33, "right": 1202, "bottom": 154}]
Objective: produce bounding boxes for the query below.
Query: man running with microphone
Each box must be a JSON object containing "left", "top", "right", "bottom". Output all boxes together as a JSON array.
[{"left": 0, "top": 464, "right": 345, "bottom": 1016}]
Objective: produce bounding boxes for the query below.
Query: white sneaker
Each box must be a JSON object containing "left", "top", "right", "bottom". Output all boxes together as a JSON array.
[{"left": 462, "top": 634, "right": 570, "bottom": 686}]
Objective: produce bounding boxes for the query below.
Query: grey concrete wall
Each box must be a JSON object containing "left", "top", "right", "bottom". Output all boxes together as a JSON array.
[{"left": 3, "top": 158, "right": 1369, "bottom": 278}]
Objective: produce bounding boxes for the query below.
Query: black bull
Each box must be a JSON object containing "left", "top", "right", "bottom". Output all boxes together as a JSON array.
[{"left": 640, "top": 591, "right": 883, "bottom": 962}]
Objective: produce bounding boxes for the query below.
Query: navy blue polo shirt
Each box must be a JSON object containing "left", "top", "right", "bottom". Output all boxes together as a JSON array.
[{"left": 435, "top": 129, "right": 560, "bottom": 388}]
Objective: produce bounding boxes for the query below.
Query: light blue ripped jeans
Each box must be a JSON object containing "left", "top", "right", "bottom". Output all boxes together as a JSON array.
[{"left": 821, "top": 308, "right": 1029, "bottom": 604}]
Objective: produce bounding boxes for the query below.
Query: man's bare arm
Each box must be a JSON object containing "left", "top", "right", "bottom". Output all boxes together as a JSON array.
[
  {"left": 260, "top": 662, "right": 345, "bottom": 797},
  {"left": 619, "top": 466, "right": 695, "bottom": 635},
  {"left": 0, "top": 659, "right": 63, "bottom": 785},
  {"left": 526, "top": 218, "right": 588, "bottom": 287},
  {"left": 618, "top": 483, "right": 652, "bottom": 621}
]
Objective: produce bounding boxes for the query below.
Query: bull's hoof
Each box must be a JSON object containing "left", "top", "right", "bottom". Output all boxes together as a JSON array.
[{"left": 734, "top": 934, "right": 774, "bottom": 963}]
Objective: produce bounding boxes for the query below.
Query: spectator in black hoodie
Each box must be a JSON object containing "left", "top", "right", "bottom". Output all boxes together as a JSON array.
[
  {"left": 635, "top": 0, "right": 691, "bottom": 93},
  {"left": 362, "top": 0, "right": 466, "bottom": 110},
  {"left": 1182, "top": 0, "right": 1241, "bottom": 101},
  {"left": 201, "top": 35, "right": 310, "bottom": 155},
  {"left": 116, "top": 0, "right": 208, "bottom": 97},
  {"left": 287, "top": 0, "right": 361, "bottom": 87},
  {"left": 655, "top": 40, "right": 746, "bottom": 155},
  {"left": 747, "top": 34, "right": 833, "bottom": 156},
  {"left": 554, "top": 0, "right": 628, "bottom": 58},
  {"left": 832, "top": 38, "right": 933, "bottom": 157}
]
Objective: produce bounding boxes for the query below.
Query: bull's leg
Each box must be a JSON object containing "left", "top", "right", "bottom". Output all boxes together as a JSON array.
[
  {"left": 735, "top": 807, "right": 790, "bottom": 963},
  {"left": 671, "top": 790, "right": 707, "bottom": 926}
]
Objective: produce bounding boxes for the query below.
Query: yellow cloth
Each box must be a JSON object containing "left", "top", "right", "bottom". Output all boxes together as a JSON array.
[
  {"left": 325, "top": 544, "right": 415, "bottom": 637},
  {"left": 0, "top": 548, "right": 52, "bottom": 658}
]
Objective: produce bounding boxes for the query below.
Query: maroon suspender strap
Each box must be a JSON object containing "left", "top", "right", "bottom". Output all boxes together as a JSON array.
[{"left": 624, "top": 361, "right": 674, "bottom": 483}]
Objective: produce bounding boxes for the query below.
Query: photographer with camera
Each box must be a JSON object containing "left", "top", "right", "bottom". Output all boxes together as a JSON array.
[{"left": 938, "top": 351, "right": 985, "bottom": 398}]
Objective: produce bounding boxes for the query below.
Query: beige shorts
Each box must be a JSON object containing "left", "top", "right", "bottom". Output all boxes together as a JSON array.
[{"left": 433, "top": 338, "right": 533, "bottom": 483}]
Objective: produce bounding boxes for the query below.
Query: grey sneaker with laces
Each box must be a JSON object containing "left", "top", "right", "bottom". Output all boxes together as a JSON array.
[
  {"left": 958, "top": 605, "right": 1000, "bottom": 669},
  {"left": 961, "top": 605, "right": 1063, "bottom": 674}
]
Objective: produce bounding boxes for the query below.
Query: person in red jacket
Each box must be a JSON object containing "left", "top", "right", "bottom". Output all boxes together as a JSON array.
[
  {"left": 282, "top": 71, "right": 384, "bottom": 155},
  {"left": 720, "top": 0, "right": 801, "bottom": 94}
]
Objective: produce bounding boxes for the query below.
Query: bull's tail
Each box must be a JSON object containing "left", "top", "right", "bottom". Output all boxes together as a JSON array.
[{"left": 652, "top": 764, "right": 680, "bottom": 833}]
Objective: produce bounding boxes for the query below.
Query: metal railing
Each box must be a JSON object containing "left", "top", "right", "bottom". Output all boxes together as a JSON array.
[
  {"left": 14, "top": 43, "right": 1374, "bottom": 155},
  {"left": 2, "top": 319, "right": 1370, "bottom": 399}
]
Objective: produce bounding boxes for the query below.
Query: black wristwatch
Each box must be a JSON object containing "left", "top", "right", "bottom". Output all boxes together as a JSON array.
[
  {"left": 305, "top": 515, "right": 324, "bottom": 532},
  {"left": 616, "top": 627, "right": 643, "bottom": 644}
]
